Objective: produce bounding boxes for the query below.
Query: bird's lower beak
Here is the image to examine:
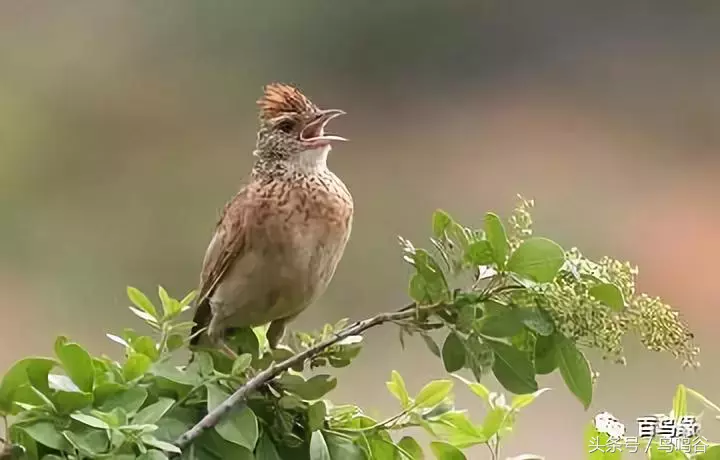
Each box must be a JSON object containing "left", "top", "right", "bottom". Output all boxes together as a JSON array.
[{"left": 301, "top": 109, "right": 348, "bottom": 144}]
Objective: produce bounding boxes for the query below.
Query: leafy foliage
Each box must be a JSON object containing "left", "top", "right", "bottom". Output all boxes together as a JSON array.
[{"left": 0, "top": 197, "right": 704, "bottom": 459}]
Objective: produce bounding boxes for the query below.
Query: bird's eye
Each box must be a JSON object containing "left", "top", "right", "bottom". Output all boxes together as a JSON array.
[{"left": 275, "top": 119, "right": 296, "bottom": 133}]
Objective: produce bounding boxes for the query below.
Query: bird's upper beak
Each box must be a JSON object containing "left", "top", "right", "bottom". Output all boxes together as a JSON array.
[{"left": 300, "top": 109, "right": 348, "bottom": 144}]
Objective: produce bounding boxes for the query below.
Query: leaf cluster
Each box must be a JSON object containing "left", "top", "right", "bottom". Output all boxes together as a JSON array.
[{"left": 0, "top": 198, "right": 702, "bottom": 460}]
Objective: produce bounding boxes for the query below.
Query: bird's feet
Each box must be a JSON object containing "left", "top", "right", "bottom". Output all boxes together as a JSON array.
[{"left": 220, "top": 341, "right": 239, "bottom": 360}]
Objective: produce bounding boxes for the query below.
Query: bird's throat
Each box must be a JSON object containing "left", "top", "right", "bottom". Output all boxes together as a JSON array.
[
  {"left": 292, "top": 145, "right": 331, "bottom": 173},
  {"left": 252, "top": 145, "right": 331, "bottom": 178}
]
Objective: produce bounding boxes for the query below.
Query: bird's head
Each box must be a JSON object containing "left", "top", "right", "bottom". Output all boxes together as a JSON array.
[{"left": 254, "top": 83, "right": 346, "bottom": 169}]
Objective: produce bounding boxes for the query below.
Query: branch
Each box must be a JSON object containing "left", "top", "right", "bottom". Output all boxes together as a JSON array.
[{"left": 174, "top": 301, "right": 442, "bottom": 449}]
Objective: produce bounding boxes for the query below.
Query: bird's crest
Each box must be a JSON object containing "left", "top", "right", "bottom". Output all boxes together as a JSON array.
[{"left": 257, "top": 83, "right": 319, "bottom": 120}]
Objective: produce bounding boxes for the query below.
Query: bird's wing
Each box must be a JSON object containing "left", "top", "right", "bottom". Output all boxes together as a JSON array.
[{"left": 191, "top": 189, "right": 251, "bottom": 342}]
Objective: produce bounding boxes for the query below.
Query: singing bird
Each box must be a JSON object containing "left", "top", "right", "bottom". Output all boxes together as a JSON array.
[{"left": 189, "top": 83, "right": 353, "bottom": 357}]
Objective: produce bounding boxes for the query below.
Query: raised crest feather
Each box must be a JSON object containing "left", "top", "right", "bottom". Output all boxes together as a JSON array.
[{"left": 257, "top": 83, "right": 319, "bottom": 120}]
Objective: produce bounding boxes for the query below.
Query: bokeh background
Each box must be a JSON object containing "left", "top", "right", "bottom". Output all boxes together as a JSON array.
[{"left": 1, "top": 2, "right": 719, "bottom": 458}]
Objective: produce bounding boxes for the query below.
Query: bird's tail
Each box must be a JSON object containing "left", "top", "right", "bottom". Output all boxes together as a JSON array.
[{"left": 189, "top": 297, "right": 212, "bottom": 346}]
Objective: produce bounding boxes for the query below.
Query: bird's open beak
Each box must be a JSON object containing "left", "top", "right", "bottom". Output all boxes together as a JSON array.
[{"left": 300, "top": 109, "right": 348, "bottom": 144}]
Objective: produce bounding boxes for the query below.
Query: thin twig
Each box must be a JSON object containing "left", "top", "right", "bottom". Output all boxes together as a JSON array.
[
  {"left": 486, "top": 442, "right": 496, "bottom": 460},
  {"left": 174, "top": 302, "right": 446, "bottom": 449}
]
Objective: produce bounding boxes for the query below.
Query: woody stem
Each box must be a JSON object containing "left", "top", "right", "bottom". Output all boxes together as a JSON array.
[{"left": 173, "top": 301, "right": 447, "bottom": 450}]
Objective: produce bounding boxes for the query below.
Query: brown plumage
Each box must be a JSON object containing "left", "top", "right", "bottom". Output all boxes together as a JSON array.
[
  {"left": 257, "top": 83, "right": 319, "bottom": 120},
  {"left": 190, "top": 83, "right": 353, "bottom": 354}
]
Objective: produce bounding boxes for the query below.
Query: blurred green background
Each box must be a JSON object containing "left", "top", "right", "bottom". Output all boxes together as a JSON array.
[{"left": 1, "top": 2, "right": 719, "bottom": 458}]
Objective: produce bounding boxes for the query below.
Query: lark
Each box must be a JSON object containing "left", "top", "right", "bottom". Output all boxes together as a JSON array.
[{"left": 190, "top": 83, "right": 353, "bottom": 356}]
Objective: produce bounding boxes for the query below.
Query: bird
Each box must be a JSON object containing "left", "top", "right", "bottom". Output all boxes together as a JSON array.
[{"left": 189, "top": 83, "right": 353, "bottom": 357}]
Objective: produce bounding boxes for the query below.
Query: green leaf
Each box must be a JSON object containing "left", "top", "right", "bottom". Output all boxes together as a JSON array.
[
  {"left": 442, "top": 333, "right": 466, "bottom": 373},
  {"left": 589, "top": 283, "right": 625, "bottom": 311},
  {"left": 585, "top": 423, "right": 621, "bottom": 460},
  {"left": 476, "top": 310, "right": 524, "bottom": 338},
  {"left": 430, "top": 441, "right": 466, "bottom": 460},
  {"left": 386, "top": 371, "right": 411, "bottom": 409},
  {"left": 556, "top": 335, "right": 592, "bottom": 409},
  {"left": 463, "top": 335, "right": 494, "bottom": 382},
  {"left": 432, "top": 411, "right": 486, "bottom": 447},
  {"left": 672, "top": 384, "right": 687, "bottom": 418},
  {"left": 489, "top": 341, "right": 538, "bottom": 394},
  {"left": 133, "top": 397, "right": 175, "bottom": 425},
  {"left": 0, "top": 357, "right": 56, "bottom": 413},
  {"left": 433, "top": 210, "right": 454, "bottom": 238},
  {"left": 308, "top": 401, "right": 327, "bottom": 432},
  {"left": 278, "top": 374, "right": 337, "bottom": 400},
  {"left": 51, "top": 386, "right": 93, "bottom": 414},
  {"left": 278, "top": 394, "right": 304, "bottom": 411},
  {"left": 54, "top": 337, "right": 94, "bottom": 393},
  {"left": 153, "top": 409, "right": 194, "bottom": 443},
  {"left": 158, "top": 286, "right": 181, "bottom": 318},
  {"left": 138, "top": 451, "right": 169, "bottom": 460},
  {"left": 533, "top": 334, "right": 558, "bottom": 375},
  {"left": 255, "top": 431, "right": 283, "bottom": 460},
  {"left": 63, "top": 429, "right": 110, "bottom": 457},
  {"left": 206, "top": 384, "right": 259, "bottom": 450},
  {"left": 363, "top": 431, "right": 397, "bottom": 459},
  {"left": 19, "top": 421, "right": 71, "bottom": 451},
  {"left": 127, "top": 286, "right": 159, "bottom": 319},
  {"left": 397, "top": 436, "right": 425, "bottom": 459},
  {"left": 100, "top": 387, "right": 148, "bottom": 414},
  {"left": 310, "top": 430, "right": 331, "bottom": 460},
  {"left": 516, "top": 307, "right": 554, "bottom": 336},
  {"left": 191, "top": 428, "right": 255, "bottom": 459},
  {"left": 409, "top": 274, "right": 431, "bottom": 305},
  {"left": 482, "top": 406, "right": 509, "bottom": 439},
  {"left": 187, "top": 351, "right": 214, "bottom": 377},
  {"left": 123, "top": 353, "right": 152, "bottom": 381},
  {"left": 151, "top": 362, "right": 201, "bottom": 388},
  {"left": 414, "top": 380, "right": 453, "bottom": 409},
  {"left": 696, "top": 446, "right": 720, "bottom": 460},
  {"left": 166, "top": 334, "right": 185, "bottom": 351},
  {"left": 421, "top": 334, "right": 442, "bottom": 358},
  {"left": 465, "top": 240, "right": 494, "bottom": 266},
  {"left": 10, "top": 426, "right": 39, "bottom": 459},
  {"left": 510, "top": 388, "right": 550, "bottom": 411},
  {"left": 231, "top": 354, "right": 253, "bottom": 376},
  {"left": 455, "top": 305, "right": 478, "bottom": 333},
  {"left": 141, "top": 435, "right": 181, "bottom": 454},
  {"left": 324, "top": 430, "right": 364, "bottom": 460},
  {"left": 106, "top": 334, "right": 129, "bottom": 348},
  {"left": 71, "top": 413, "right": 110, "bottom": 429},
  {"left": 91, "top": 407, "right": 127, "bottom": 427},
  {"left": 130, "top": 336, "right": 159, "bottom": 361},
  {"left": 406, "top": 248, "right": 450, "bottom": 303},
  {"left": 227, "top": 327, "right": 261, "bottom": 359},
  {"left": 451, "top": 374, "right": 490, "bottom": 403},
  {"left": 647, "top": 444, "right": 689, "bottom": 459},
  {"left": 180, "top": 289, "right": 197, "bottom": 307},
  {"left": 129, "top": 306, "right": 159, "bottom": 324},
  {"left": 484, "top": 212, "right": 509, "bottom": 268},
  {"left": 507, "top": 237, "right": 565, "bottom": 283}
]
